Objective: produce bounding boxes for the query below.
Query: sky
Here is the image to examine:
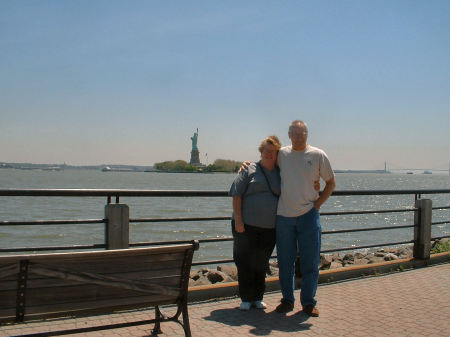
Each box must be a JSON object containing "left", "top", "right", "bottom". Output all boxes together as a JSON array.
[{"left": 1, "top": 0, "right": 449, "bottom": 170}]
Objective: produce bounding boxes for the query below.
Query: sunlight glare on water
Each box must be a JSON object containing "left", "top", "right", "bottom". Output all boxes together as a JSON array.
[{"left": 0, "top": 169, "right": 449, "bottom": 262}]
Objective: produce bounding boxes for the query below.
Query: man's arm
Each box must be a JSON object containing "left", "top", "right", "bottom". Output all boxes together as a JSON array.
[
  {"left": 314, "top": 176, "right": 335, "bottom": 210},
  {"left": 240, "top": 161, "right": 320, "bottom": 190},
  {"left": 232, "top": 196, "right": 245, "bottom": 233}
]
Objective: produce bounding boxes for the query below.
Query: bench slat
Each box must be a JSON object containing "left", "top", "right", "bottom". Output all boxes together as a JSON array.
[
  {"left": 28, "top": 262, "right": 181, "bottom": 297},
  {"left": 0, "top": 244, "right": 195, "bottom": 263},
  {"left": 24, "top": 271, "right": 182, "bottom": 289},
  {"left": 0, "top": 295, "right": 178, "bottom": 322},
  {"left": 0, "top": 264, "right": 19, "bottom": 279}
]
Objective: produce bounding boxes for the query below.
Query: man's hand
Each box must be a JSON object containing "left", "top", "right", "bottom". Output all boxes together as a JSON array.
[
  {"left": 314, "top": 177, "right": 335, "bottom": 210},
  {"left": 314, "top": 180, "right": 320, "bottom": 191},
  {"left": 238, "top": 161, "right": 252, "bottom": 173}
]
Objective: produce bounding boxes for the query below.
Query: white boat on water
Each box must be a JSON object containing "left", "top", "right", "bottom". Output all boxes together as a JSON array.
[
  {"left": 101, "top": 166, "right": 134, "bottom": 172},
  {"left": 42, "top": 167, "right": 64, "bottom": 171}
]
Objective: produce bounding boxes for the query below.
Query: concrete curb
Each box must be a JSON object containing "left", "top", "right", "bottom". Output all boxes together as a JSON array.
[{"left": 187, "top": 252, "right": 449, "bottom": 302}]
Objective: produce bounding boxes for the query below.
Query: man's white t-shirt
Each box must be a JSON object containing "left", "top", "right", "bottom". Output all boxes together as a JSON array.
[{"left": 277, "top": 145, "right": 334, "bottom": 217}]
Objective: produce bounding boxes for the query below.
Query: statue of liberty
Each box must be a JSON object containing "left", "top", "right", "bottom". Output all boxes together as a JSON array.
[
  {"left": 190, "top": 128, "right": 200, "bottom": 165},
  {"left": 191, "top": 128, "right": 199, "bottom": 151}
]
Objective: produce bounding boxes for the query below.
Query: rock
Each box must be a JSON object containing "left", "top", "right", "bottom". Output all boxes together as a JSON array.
[
  {"left": 368, "top": 256, "right": 385, "bottom": 264},
  {"left": 319, "top": 254, "right": 333, "bottom": 270},
  {"left": 206, "top": 270, "right": 233, "bottom": 284},
  {"left": 432, "top": 238, "right": 450, "bottom": 246},
  {"left": 190, "top": 270, "right": 202, "bottom": 280},
  {"left": 187, "top": 243, "right": 427, "bottom": 286},
  {"left": 383, "top": 248, "right": 399, "bottom": 254},
  {"left": 329, "top": 261, "right": 343, "bottom": 269},
  {"left": 384, "top": 253, "right": 399, "bottom": 261},
  {"left": 343, "top": 253, "right": 354, "bottom": 262},
  {"left": 331, "top": 252, "right": 342, "bottom": 262},
  {"left": 268, "top": 265, "right": 279, "bottom": 276},
  {"left": 217, "top": 265, "right": 238, "bottom": 280},
  {"left": 190, "top": 275, "right": 212, "bottom": 287},
  {"left": 354, "top": 258, "right": 370, "bottom": 265},
  {"left": 397, "top": 247, "right": 413, "bottom": 258}
]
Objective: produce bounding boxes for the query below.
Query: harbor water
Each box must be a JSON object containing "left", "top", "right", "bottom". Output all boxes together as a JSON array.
[{"left": 0, "top": 169, "right": 449, "bottom": 263}]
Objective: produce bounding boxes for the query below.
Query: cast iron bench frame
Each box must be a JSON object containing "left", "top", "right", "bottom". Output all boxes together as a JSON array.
[{"left": 0, "top": 241, "right": 199, "bottom": 337}]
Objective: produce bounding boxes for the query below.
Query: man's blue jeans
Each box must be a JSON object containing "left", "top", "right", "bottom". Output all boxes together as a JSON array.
[{"left": 276, "top": 208, "right": 321, "bottom": 307}]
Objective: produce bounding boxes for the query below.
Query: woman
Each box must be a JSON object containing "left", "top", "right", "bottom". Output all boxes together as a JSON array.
[{"left": 229, "top": 135, "right": 282, "bottom": 310}]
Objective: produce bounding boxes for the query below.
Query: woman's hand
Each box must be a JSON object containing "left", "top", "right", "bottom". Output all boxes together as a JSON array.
[
  {"left": 232, "top": 196, "right": 245, "bottom": 232},
  {"left": 235, "top": 220, "right": 245, "bottom": 233}
]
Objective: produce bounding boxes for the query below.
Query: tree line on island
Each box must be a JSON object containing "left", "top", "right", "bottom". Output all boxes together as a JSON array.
[{"left": 154, "top": 159, "right": 241, "bottom": 173}]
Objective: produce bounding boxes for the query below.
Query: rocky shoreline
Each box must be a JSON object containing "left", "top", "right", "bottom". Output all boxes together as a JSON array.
[{"left": 189, "top": 239, "right": 449, "bottom": 287}]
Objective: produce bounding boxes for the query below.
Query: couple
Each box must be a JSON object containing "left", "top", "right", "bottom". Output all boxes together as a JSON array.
[{"left": 229, "top": 120, "right": 335, "bottom": 316}]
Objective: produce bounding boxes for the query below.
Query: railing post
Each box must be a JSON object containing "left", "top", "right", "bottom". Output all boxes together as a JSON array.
[
  {"left": 105, "top": 204, "right": 129, "bottom": 249},
  {"left": 413, "top": 199, "right": 432, "bottom": 259}
]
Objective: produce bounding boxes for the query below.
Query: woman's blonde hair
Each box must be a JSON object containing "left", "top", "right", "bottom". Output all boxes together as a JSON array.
[{"left": 258, "top": 135, "right": 282, "bottom": 153}]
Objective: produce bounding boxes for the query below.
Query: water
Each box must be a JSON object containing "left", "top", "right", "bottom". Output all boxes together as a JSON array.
[{"left": 0, "top": 169, "right": 449, "bottom": 263}]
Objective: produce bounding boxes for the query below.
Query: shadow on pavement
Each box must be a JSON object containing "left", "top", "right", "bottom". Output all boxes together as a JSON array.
[{"left": 203, "top": 307, "right": 312, "bottom": 336}]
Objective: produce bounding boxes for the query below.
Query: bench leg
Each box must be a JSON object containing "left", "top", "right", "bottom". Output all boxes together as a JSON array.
[
  {"left": 182, "top": 299, "right": 192, "bottom": 337},
  {"left": 152, "top": 305, "right": 163, "bottom": 335}
]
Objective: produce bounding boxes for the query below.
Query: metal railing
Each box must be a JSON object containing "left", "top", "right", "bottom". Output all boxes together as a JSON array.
[{"left": 0, "top": 188, "right": 449, "bottom": 266}]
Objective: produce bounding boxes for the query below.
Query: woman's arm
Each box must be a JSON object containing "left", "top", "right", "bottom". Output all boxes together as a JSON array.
[{"left": 232, "top": 195, "right": 245, "bottom": 233}]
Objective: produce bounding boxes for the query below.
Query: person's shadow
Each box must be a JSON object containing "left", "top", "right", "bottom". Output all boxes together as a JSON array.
[{"left": 203, "top": 306, "right": 312, "bottom": 336}]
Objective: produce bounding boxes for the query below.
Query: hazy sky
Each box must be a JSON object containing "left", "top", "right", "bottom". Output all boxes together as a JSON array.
[{"left": 1, "top": 0, "right": 449, "bottom": 170}]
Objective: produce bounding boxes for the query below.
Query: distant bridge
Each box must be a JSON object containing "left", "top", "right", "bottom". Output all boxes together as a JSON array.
[
  {"left": 385, "top": 162, "right": 449, "bottom": 174},
  {"left": 389, "top": 168, "right": 448, "bottom": 172}
]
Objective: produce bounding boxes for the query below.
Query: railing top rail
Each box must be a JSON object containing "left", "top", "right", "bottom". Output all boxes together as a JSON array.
[{"left": 0, "top": 188, "right": 449, "bottom": 197}]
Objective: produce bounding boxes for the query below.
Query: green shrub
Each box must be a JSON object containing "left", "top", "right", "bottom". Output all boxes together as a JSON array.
[
  {"left": 154, "top": 160, "right": 198, "bottom": 172},
  {"left": 430, "top": 241, "right": 450, "bottom": 254}
]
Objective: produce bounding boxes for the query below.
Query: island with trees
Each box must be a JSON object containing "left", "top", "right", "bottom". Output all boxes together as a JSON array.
[{"left": 154, "top": 159, "right": 242, "bottom": 173}]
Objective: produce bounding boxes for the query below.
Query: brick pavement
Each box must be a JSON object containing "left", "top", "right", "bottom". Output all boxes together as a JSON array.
[{"left": 1, "top": 263, "right": 449, "bottom": 337}]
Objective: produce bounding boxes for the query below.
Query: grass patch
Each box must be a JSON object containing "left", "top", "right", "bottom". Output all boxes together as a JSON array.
[{"left": 430, "top": 241, "right": 450, "bottom": 254}]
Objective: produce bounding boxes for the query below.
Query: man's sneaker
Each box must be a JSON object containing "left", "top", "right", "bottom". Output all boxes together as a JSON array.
[
  {"left": 302, "top": 305, "right": 319, "bottom": 317},
  {"left": 275, "top": 301, "right": 294, "bottom": 313},
  {"left": 239, "top": 301, "right": 251, "bottom": 311},
  {"left": 253, "top": 301, "right": 267, "bottom": 309}
]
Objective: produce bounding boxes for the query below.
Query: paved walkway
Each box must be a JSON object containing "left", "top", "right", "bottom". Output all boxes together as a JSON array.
[{"left": 1, "top": 263, "right": 449, "bottom": 337}]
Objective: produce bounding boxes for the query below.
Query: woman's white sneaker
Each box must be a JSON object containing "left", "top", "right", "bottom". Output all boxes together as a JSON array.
[
  {"left": 253, "top": 301, "right": 267, "bottom": 309},
  {"left": 239, "top": 301, "right": 251, "bottom": 311}
]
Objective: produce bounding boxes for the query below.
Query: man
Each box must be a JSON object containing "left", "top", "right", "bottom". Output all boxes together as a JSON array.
[{"left": 275, "top": 120, "right": 335, "bottom": 317}]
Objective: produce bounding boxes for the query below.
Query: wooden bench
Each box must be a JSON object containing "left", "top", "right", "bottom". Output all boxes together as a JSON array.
[{"left": 0, "top": 241, "right": 199, "bottom": 336}]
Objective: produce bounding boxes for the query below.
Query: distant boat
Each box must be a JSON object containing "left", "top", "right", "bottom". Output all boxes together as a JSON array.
[
  {"left": 101, "top": 166, "right": 134, "bottom": 172},
  {"left": 42, "top": 166, "right": 63, "bottom": 171},
  {"left": 423, "top": 170, "right": 432, "bottom": 174},
  {"left": 406, "top": 171, "right": 414, "bottom": 174}
]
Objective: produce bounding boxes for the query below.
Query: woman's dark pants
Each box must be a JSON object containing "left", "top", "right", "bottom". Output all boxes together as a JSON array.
[{"left": 232, "top": 222, "right": 276, "bottom": 302}]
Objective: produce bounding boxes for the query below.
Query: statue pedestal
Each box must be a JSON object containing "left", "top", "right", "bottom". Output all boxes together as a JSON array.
[{"left": 190, "top": 150, "right": 200, "bottom": 165}]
